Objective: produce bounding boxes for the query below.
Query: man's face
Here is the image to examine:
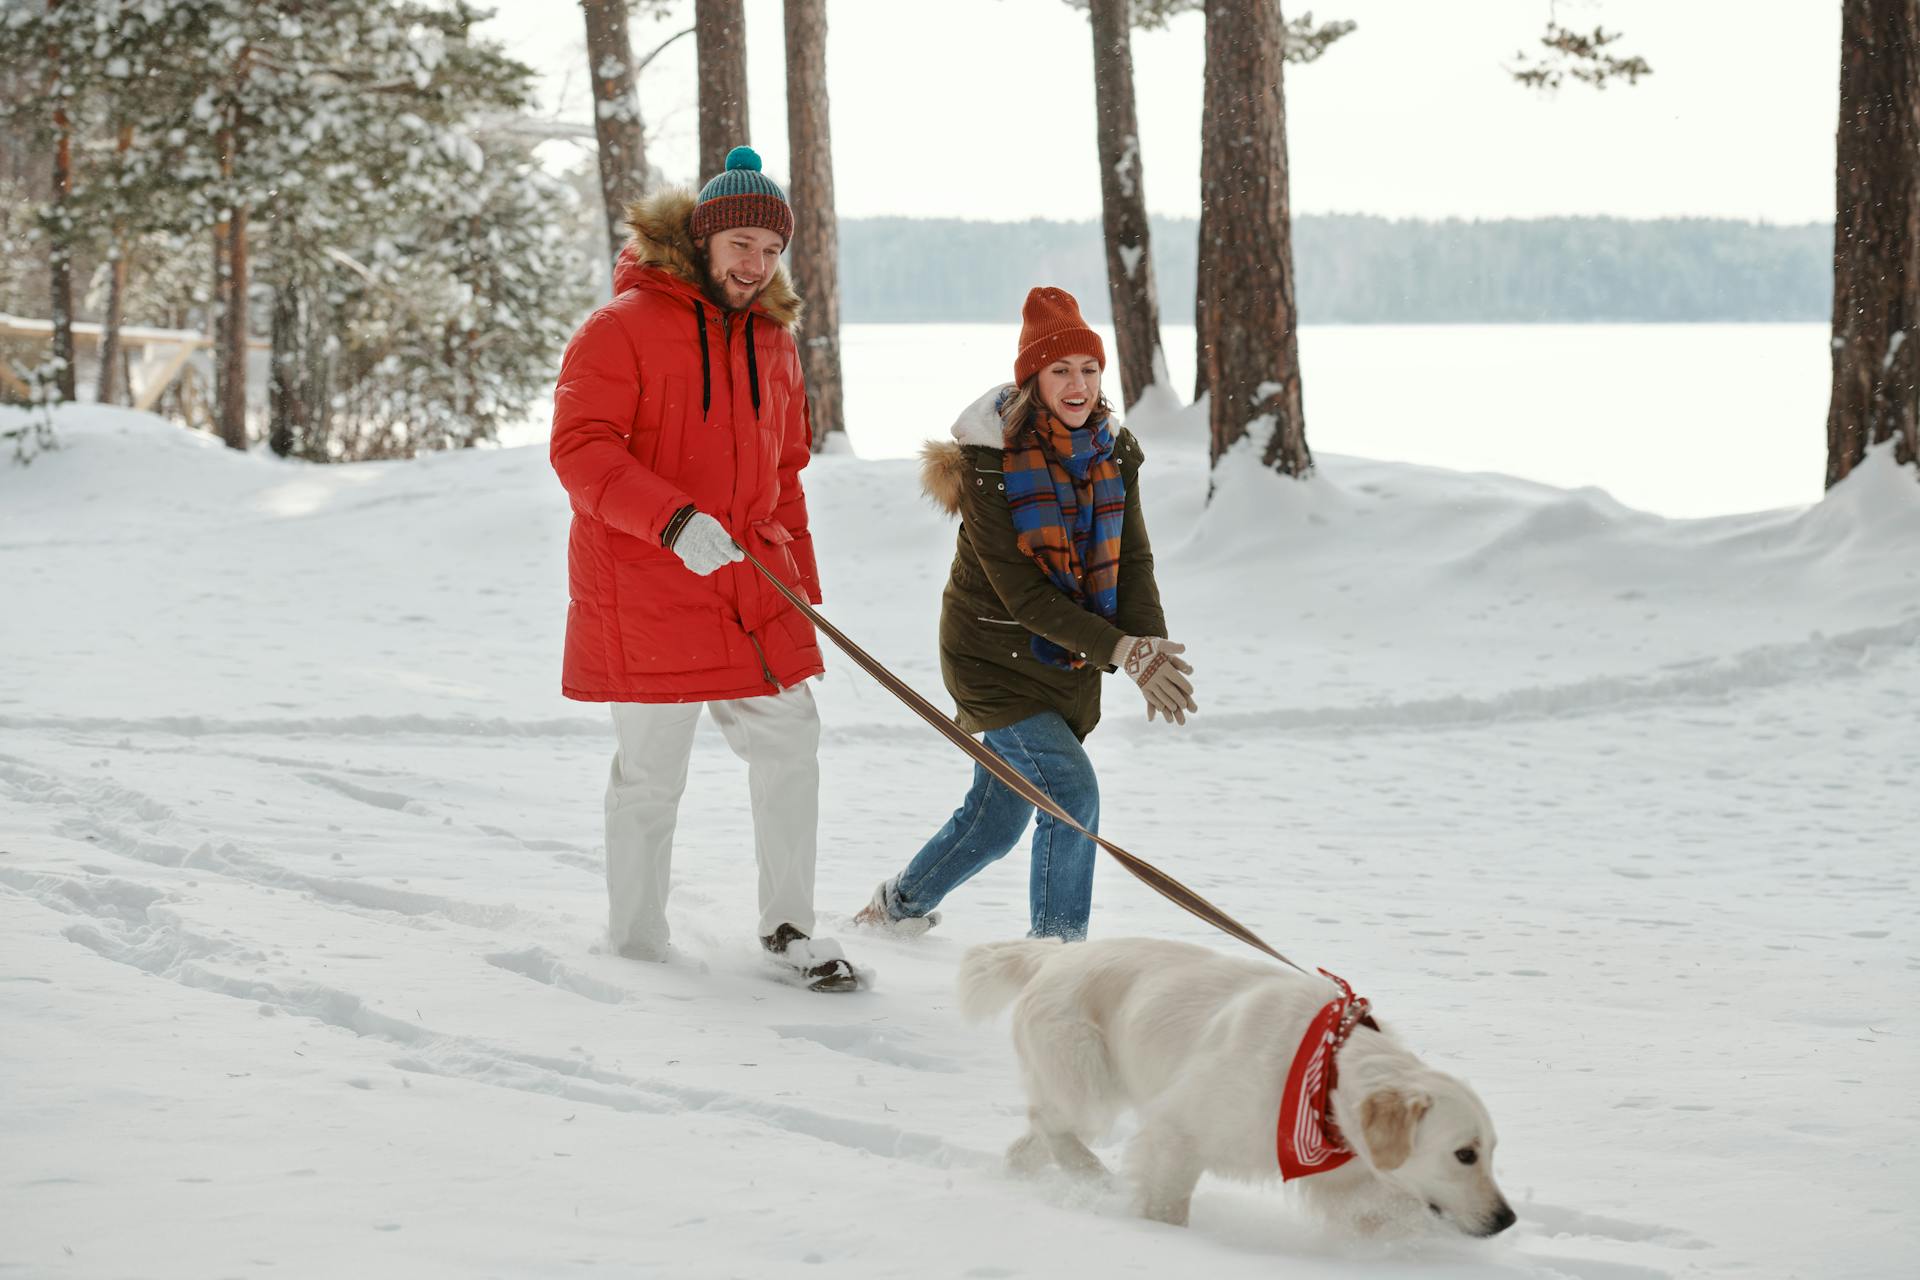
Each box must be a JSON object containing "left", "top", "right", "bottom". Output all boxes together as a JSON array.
[{"left": 699, "top": 226, "right": 785, "bottom": 311}]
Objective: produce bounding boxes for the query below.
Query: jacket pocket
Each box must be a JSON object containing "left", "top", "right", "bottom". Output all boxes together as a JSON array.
[
  {"left": 613, "top": 562, "right": 729, "bottom": 676},
  {"left": 743, "top": 518, "right": 805, "bottom": 626},
  {"left": 632, "top": 373, "right": 689, "bottom": 473},
  {"left": 751, "top": 518, "right": 793, "bottom": 546},
  {"left": 620, "top": 606, "right": 730, "bottom": 677},
  {"left": 751, "top": 518, "right": 803, "bottom": 587}
]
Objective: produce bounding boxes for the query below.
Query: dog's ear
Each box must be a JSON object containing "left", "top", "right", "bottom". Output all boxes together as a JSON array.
[{"left": 1359, "top": 1089, "right": 1433, "bottom": 1171}]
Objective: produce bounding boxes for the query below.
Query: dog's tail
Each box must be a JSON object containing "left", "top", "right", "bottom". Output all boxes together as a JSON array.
[{"left": 956, "top": 938, "right": 1064, "bottom": 1022}]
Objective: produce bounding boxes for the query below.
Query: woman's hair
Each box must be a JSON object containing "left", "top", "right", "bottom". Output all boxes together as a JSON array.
[{"left": 997, "top": 375, "right": 1117, "bottom": 437}]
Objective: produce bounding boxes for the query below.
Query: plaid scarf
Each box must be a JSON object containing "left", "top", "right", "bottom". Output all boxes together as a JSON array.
[{"left": 1000, "top": 394, "right": 1126, "bottom": 670}]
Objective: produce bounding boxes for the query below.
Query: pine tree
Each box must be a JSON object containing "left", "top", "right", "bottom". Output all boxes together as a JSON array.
[
  {"left": 2, "top": 0, "right": 198, "bottom": 408},
  {"left": 694, "top": 0, "right": 750, "bottom": 183},
  {"left": 244, "top": 1, "right": 572, "bottom": 459},
  {"left": 1, "top": 0, "right": 89, "bottom": 403},
  {"left": 73, "top": 3, "right": 175, "bottom": 407},
  {"left": 93, "top": 118, "right": 131, "bottom": 404},
  {"left": 1508, "top": 16, "right": 1652, "bottom": 90},
  {"left": 3, "top": 0, "right": 582, "bottom": 459},
  {"left": 1197, "top": 0, "right": 1309, "bottom": 475},
  {"left": 1190, "top": 2, "right": 1351, "bottom": 433},
  {"left": 581, "top": 0, "right": 650, "bottom": 268},
  {"left": 117, "top": 1, "right": 555, "bottom": 457},
  {"left": 210, "top": 5, "right": 256, "bottom": 450},
  {"left": 1826, "top": 0, "right": 1918, "bottom": 485},
  {"left": 1084, "top": 0, "right": 1166, "bottom": 410},
  {"left": 45, "top": 0, "right": 78, "bottom": 403},
  {"left": 326, "top": 136, "right": 589, "bottom": 458},
  {"left": 784, "top": 0, "right": 844, "bottom": 450}
]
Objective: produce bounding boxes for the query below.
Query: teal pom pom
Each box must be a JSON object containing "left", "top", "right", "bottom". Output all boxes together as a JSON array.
[{"left": 725, "top": 145, "right": 762, "bottom": 172}]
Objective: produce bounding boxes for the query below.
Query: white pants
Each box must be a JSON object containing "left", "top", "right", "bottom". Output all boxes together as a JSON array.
[{"left": 603, "top": 682, "right": 820, "bottom": 956}]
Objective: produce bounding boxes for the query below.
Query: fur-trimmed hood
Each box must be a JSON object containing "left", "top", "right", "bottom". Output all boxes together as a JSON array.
[
  {"left": 921, "top": 384, "right": 1017, "bottom": 516},
  {"left": 617, "top": 187, "right": 803, "bottom": 330},
  {"left": 920, "top": 385, "right": 1144, "bottom": 518}
]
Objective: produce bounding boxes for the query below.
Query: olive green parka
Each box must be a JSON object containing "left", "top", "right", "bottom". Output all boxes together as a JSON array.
[{"left": 920, "top": 386, "right": 1169, "bottom": 741}]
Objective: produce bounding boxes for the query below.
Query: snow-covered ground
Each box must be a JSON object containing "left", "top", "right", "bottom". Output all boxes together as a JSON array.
[{"left": 3, "top": 403, "right": 1915, "bottom": 1279}]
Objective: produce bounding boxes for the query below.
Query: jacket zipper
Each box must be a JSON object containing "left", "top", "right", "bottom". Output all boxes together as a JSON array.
[
  {"left": 747, "top": 631, "right": 783, "bottom": 691},
  {"left": 713, "top": 308, "right": 777, "bottom": 692}
]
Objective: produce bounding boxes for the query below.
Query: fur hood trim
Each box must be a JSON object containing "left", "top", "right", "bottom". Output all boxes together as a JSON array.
[
  {"left": 921, "top": 384, "right": 1015, "bottom": 515},
  {"left": 622, "top": 187, "right": 803, "bottom": 330}
]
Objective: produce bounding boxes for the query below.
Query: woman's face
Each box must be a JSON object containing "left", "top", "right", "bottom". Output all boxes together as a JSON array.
[{"left": 1037, "top": 354, "right": 1102, "bottom": 428}]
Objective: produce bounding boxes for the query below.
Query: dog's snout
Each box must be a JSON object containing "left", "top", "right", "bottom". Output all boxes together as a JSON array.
[{"left": 1481, "top": 1203, "right": 1518, "bottom": 1236}]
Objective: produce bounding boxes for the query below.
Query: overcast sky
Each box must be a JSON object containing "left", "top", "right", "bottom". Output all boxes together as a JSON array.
[{"left": 477, "top": 0, "right": 1841, "bottom": 225}]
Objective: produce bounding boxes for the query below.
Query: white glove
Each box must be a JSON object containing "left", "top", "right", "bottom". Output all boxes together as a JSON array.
[
  {"left": 1113, "top": 635, "right": 1198, "bottom": 725},
  {"left": 671, "top": 512, "right": 744, "bottom": 576}
]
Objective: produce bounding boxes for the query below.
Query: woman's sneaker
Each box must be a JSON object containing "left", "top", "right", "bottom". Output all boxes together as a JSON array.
[{"left": 851, "top": 879, "right": 939, "bottom": 937}]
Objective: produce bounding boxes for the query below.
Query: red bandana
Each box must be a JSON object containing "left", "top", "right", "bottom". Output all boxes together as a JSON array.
[{"left": 1276, "top": 969, "right": 1371, "bottom": 1181}]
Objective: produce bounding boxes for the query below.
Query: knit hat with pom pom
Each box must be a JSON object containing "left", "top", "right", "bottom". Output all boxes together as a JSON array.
[{"left": 690, "top": 145, "right": 794, "bottom": 246}]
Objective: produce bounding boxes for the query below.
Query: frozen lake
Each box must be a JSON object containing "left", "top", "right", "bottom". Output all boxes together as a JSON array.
[
  {"left": 835, "top": 322, "right": 1833, "bottom": 520},
  {"left": 513, "top": 321, "right": 1834, "bottom": 521}
]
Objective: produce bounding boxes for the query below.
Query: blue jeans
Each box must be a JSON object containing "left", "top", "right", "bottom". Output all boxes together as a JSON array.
[{"left": 887, "top": 711, "right": 1099, "bottom": 940}]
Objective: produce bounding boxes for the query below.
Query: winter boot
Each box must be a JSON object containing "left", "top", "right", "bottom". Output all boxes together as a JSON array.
[
  {"left": 761, "top": 923, "right": 861, "bottom": 993},
  {"left": 851, "top": 879, "right": 939, "bottom": 937}
]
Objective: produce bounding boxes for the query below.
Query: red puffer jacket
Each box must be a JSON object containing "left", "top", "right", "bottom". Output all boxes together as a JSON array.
[{"left": 551, "top": 188, "right": 824, "bottom": 703}]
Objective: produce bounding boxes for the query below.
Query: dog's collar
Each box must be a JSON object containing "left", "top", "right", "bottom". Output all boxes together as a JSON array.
[
  {"left": 1320, "top": 974, "right": 1377, "bottom": 1153},
  {"left": 1276, "top": 969, "right": 1375, "bottom": 1181}
]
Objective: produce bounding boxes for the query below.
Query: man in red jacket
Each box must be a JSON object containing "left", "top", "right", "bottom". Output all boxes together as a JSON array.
[{"left": 550, "top": 146, "right": 856, "bottom": 992}]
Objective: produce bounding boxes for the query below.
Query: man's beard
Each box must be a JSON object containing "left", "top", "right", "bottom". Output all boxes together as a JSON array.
[{"left": 699, "top": 255, "right": 764, "bottom": 313}]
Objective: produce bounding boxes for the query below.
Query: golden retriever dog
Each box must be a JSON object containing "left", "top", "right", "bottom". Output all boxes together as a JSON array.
[{"left": 958, "top": 937, "right": 1516, "bottom": 1237}]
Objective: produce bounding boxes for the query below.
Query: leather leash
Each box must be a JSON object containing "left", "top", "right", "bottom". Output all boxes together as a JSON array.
[{"left": 737, "top": 546, "right": 1307, "bottom": 975}]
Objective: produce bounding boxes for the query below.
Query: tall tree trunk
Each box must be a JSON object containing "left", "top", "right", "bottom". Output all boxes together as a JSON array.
[
  {"left": 1198, "top": 0, "right": 1310, "bottom": 477},
  {"left": 304, "top": 289, "right": 333, "bottom": 460},
  {"left": 1826, "top": 0, "right": 1919, "bottom": 487},
  {"left": 694, "top": 0, "right": 750, "bottom": 183},
  {"left": 1192, "top": 215, "right": 1213, "bottom": 403},
  {"left": 97, "top": 249, "right": 130, "bottom": 404},
  {"left": 269, "top": 279, "right": 305, "bottom": 458},
  {"left": 210, "top": 219, "right": 228, "bottom": 433},
  {"left": 46, "top": 0, "right": 76, "bottom": 403},
  {"left": 1090, "top": 0, "right": 1165, "bottom": 411},
  {"left": 97, "top": 122, "right": 135, "bottom": 406},
  {"left": 219, "top": 202, "right": 250, "bottom": 451},
  {"left": 784, "top": 0, "right": 844, "bottom": 451},
  {"left": 582, "top": 0, "right": 649, "bottom": 268}
]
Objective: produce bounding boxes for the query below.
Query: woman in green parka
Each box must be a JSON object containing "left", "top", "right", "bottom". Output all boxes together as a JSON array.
[{"left": 853, "top": 287, "right": 1198, "bottom": 941}]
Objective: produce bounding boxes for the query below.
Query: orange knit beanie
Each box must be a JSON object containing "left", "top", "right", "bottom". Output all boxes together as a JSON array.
[{"left": 1014, "top": 287, "right": 1105, "bottom": 387}]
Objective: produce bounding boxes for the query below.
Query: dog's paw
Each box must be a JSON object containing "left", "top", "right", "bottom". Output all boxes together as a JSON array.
[
  {"left": 1006, "top": 1131, "right": 1051, "bottom": 1177},
  {"left": 1135, "top": 1196, "right": 1192, "bottom": 1228}
]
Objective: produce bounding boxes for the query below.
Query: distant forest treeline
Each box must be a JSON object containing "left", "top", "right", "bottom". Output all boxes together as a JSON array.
[{"left": 836, "top": 215, "right": 1831, "bottom": 324}]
